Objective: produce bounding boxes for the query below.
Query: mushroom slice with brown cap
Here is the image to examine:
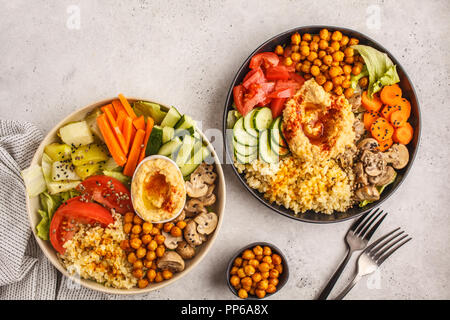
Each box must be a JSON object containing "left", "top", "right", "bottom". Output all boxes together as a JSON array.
[
  {"left": 361, "top": 150, "right": 386, "bottom": 177},
  {"left": 383, "top": 144, "right": 409, "bottom": 169},
  {"left": 185, "top": 179, "right": 209, "bottom": 198},
  {"left": 162, "top": 231, "right": 183, "bottom": 250},
  {"left": 369, "top": 166, "right": 396, "bottom": 186},
  {"left": 194, "top": 212, "right": 218, "bottom": 235},
  {"left": 184, "top": 199, "right": 207, "bottom": 217},
  {"left": 357, "top": 138, "right": 379, "bottom": 152},
  {"left": 199, "top": 193, "right": 216, "bottom": 207},
  {"left": 157, "top": 251, "right": 185, "bottom": 272},
  {"left": 355, "top": 185, "right": 380, "bottom": 201},
  {"left": 192, "top": 163, "right": 216, "bottom": 185},
  {"left": 354, "top": 162, "right": 368, "bottom": 186},
  {"left": 176, "top": 241, "right": 196, "bottom": 259},
  {"left": 184, "top": 220, "right": 203, "bottom": 246}
]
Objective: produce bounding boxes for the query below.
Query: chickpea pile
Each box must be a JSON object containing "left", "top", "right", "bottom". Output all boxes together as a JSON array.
[
  {"left": 120, "top": 212, "right": 187, "bottom": 289},
  {"left": 274, "top": 28, "right": 369, "bottom": 98},
  {"left": 229, "top": 245, "right": 283, "bottom": 299}
]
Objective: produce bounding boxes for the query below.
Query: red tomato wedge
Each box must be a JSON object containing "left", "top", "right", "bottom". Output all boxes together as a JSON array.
[
  {"left": 249, "top": 52, "right": 279, "bottom": 70},
  {"left": 49, "top": 197, "right": 114, "bottom": 254},
  {"left": 270, "top": 98, "right": 288, "bottom": 118},
  {"left": 275, "top": 80, "right": 301, "bottom": 91},
  {"left": 288, "top": 72, "right": 305, "bottom": 85},
  {"left": 233, "top": 84, "right": 247, "bottom": 115},
  {"left": 268, "top": 88, "right": 295, "bottom": 98},
  {"left": 242, "top": 67, "right": 266, "bottom": 89},
  {"left": 76, "top": 175, "right": 133, "bottom": 214},
  {"left": 265, "top": 66, "right": 290, "bottom": 81}
]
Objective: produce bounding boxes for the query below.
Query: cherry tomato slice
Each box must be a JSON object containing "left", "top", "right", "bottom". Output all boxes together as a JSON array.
[
  {"left": 265, "top": 66, "right": 290, "bottom": 81},
  {"left": 249, "top": 52, "right": 279, "bottom": 70},
  {"left": 270, "top": 98, "right": 288, "bottom": 118}
]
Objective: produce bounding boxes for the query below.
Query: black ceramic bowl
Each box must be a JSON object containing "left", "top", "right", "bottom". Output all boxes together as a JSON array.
[
  {"left": 226, "top": 242, "right": 289, "bottom": 300},
  {"left": 223, "top": 25, "right": 421, "bottom": 223}
]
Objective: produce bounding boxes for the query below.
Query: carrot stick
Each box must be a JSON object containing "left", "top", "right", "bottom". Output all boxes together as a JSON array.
[
  {"left": 97, "top": 114, "right": 127, "bottom": 166},
  {"left": 104, "top": 108, "right": 128, "bottom": 154},
  {"left": 138, "top": 117, "right": 154, "bottom": 163},
  {"left": 133, "top": 115, "right": 146, "bottom": 131},
  {"left": 112, "top": 99, "right": 127, "bottom": 116},
  {"left": 116, "top": 110, "right": 127, "bottom": 132},
  {"left": 101, "top": 104, "right": 117, "bottom": 119},
  {"left": 123, "top": 117, "right": 134, "bottom": 153},
  {"left": 123, "top": 129, "right": 146, "bottom": 177},
  {"left": 118, "top": 93, "right": 137, "bottom": 119}
]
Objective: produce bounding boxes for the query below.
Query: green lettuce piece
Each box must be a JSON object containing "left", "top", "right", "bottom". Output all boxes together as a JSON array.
[
  {"left": 36, "top": 210, "right": 50, "bottom": 240},
  {"left": 103, "top": 170, "right": 131, "bottom": 186},
  {"left": 39, "top": 192, "right": 62, "bottom": 219},
  {"left": 351, "top": 45, "right": 400, "bottom": 97}
]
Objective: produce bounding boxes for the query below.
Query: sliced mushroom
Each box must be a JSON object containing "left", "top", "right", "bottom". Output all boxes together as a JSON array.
[
  {"left": 162, "top": 231, "right": 183, "bottom": 250},
  {"left": 176, "top": 241, "right": 196, "bottom": 259},
  {"left": 358, "top": 138, "right": 379, "bottom": 151},
  {"left": 173, "top": 210, "right": 186, "bottom": 223},
  {"left": 354, "top": 162, "right": 368, "bottom": 186},
  {"left": 369, "top": 166, "right": 396, "bottom": 186},
  {"left": 355, "top": 185, "right": 380, "bottom": 201},
  {"left": 194, "top": 212, "right": 218, "bottom": 235},
  {"left": 185, "top": 179, "right": 209, "bottom": 198},
  {"left": 192, "top": 163, "right": 217, "bottom": 185},
  {"left": 184, "top": 220, "right": 203, "bottom": 246},
  {"left": 199, "top": 193, "right": 216, "bottom": 207},
  {"left": 157, "top": 251, "right": 185, "bottom": 272},
  {"left": 348, "top": 91, "right": 364, "bottom": 112},
  {"left": 383, "top": 144, "right": 409, "bottom": 169},
  {"left": 184, "top": 199, "right": 207, "bottom": 217},
  {"left": 361, "top": 150, "right": 386, "bottom": 177},
  {"left": 353, "top": 118, "right": 365, "bottom": 142}
]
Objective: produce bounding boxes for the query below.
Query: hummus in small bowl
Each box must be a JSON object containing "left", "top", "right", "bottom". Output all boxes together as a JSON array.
[{"left": 131, "top": 155, "right": 186, "bottom": 223}]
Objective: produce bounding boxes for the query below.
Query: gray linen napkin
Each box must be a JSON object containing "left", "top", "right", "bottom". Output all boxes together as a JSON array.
[{"left": 0, "top": 119, "right": 118, "bottom": 300}]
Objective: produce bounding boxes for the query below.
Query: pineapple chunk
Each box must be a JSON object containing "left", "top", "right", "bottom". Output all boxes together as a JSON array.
[
  {"left": 75, "top": 163, "right": 101, "bottom": 180},
  {"left": 71, "top": 143, "right": 109, "bottom": 166},
  {"left": 44, "top": 143, "right": 72, "bottom": 162},
  {"left": 52, "top": 160, "right": 80, "bottom": 181},
  {"left": 59, "top": 121, "right": 94, "bottom": 147}
]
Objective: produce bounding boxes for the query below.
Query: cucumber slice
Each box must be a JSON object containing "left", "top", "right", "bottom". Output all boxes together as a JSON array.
[
  {"left": 235, "top": 150, "right": 257, "bottom": 164},
  {"left": 253, "top": 107, "right": 273, "bottom": 131},
  {"left": 145, "top": 125, "right": 163, "bottom": 156},
  {"left": 269, "top": 117, "right": 290, "bottom": 157},
  {"left": 160, "top": 106, "right": 182, "bottom": 128},
  {"left": 59, "top": 121, "right": 94, "bottom": 147},
  {"left": 180, "top": 146, "right": 210, "bottom": 178},
  {"left": 157, "top": 137, "right": 182, "bottom": 157},
  {"left": 162, "top": 127, "right": 175, "bottom": 144},
  {"left": 227, "top": 110, "right": 242, "bottom": 129},
  {"left": 175, "top": 114, "right": 195, "bottom": 130},
  {"left": 175, "top": 135, "right": 195, "bottom": 167},
  {"left": 243, "top": 108, "right": 259, "bottom": 138},
  {"left": 174, "top": 127, "right": 195, "bottom": 139},
  {"left": 233, "top": 138, "right": 257, "bottom": 156},
  {"left": 133, "top": 101, "right": 168, "bottom": 125},
  {"left": 258, "top": 130, "right": 279, "bottom": 163},
  {"left": 233, "top": 118, "right": 258, "bottom": 147}
]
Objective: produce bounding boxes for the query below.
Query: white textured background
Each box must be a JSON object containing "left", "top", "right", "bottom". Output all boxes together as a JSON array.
[{"left": 1, "top": 0, "right": 449, "bottom": 299}]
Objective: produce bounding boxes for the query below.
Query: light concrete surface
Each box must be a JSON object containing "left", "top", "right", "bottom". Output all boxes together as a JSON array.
[{"left": 1, "top": 0, "right": 449, "bottom": 300}]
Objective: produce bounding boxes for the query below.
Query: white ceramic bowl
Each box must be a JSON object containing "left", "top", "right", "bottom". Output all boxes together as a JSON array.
[{"left": 25, "top": 98, "right": 226, "bottom": 295}]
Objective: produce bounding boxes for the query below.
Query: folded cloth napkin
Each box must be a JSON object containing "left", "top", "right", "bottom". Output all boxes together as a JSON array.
[{"left": 0, "top": 119, "right": 119, "bottom": 300}]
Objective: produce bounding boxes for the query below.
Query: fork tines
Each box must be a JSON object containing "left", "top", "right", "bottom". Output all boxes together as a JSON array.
[
  {"left": 351, "top": 208, "right": 388, "bottom": 241},
  {"left": 364, "top": 228, "right": 412, "bottom": 265}
]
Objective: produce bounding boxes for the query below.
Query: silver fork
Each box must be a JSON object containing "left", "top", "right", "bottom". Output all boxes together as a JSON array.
[
  {"left": 334, "top": 228, "right": 412, "bottom": 300},
  {"left": 317, "top": 208, "right": 387, "bottom": 300}
]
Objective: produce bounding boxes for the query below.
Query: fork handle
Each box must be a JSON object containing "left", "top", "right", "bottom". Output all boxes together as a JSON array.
[
  {"left": 334, "top": 273, "right": 363, "bottom": 300},
  {"left": 317, "top": 249, "right": 353, "bottom": 300}
]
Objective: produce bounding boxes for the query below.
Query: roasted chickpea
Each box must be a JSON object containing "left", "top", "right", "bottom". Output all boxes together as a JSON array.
[
  {"left": 133, "top": 259, "right": 144, "bottom": 270},
  {"left": 146, "top": 250, "right": 156, "bottom": 261},
  {"left": 254, "top": 289, "right": 265, "bottom": 299},
  {"left": 340, "top": 35, "right": 349, "bottom": 46},
  {"left": 154, "top": 234, "right": 165, "bottom": 245},
  {"left": 230, "top": 275, "right": 240, "bottom": 287},
  {"left": 124, "top": 212, "right": 134, "bottom": 224},
  {"left": 155, "top": 272, "right": 163, "bottom": 283},
  {"left": 132, "top": 268, "right": 144, "bottom": 279},
  {"left": 123, "top": 223, "right": 132, "bottom": 234},
  {"left": 147, "top": 269, "right": 156, "bottom": 282},
  {"left": 261, "top": 271, "right": 270, "bottom": 279},
  {"left": 241, "top": 276, "right": 252, "bottom": 287},
  {"left": 230, "top": 266, "right": 239, "bottom": 275},
  {"left": 162, "top": 270, "right": 173, "bottom": 280},
  {"left": 313, "top": 58, "right": 322, "bottom": 66},
  {"left": 249, "top": 259, "right": 259, "bottom": 268},
  {"left": 234, "top": 257, "right": 243, "bottom": 267},
  {"left": 131, "top": 224, "right": 142, "bottom": 235},
  {"left": 291, "top": 44, "right": 299, "bottom": 52},
  {"left": 274, "top": 45, "right": 284, "bottom": 55},
  {"left": 237, "top": 268, "right": 246, "bottom": 278},
  {"left": 275, "top": 264, "right": 283, "bottom": 274},
  {"left": 149, "top": 227, "right": 160, "bottom": 236},
  {"left": 147, "top": 239, "right": 158, "bottom": 251},
  {"left": 244, "top": 265, "right": 256, "bottom": 276},
  {"left": 242, "top": 249, "right": 255, "bottom": 260},
  {"left": 295, "top": 62, "right": 302, "bottom": 72},
  {"left": 315, "top": 74, "right": 327, "bottom": 86},
  {"left": 359, "top": 76, "right": 369, "bottom": 88},
  {"left": 170, "top": 226, "right": 182, "bottom": 237},
  {"left": 299, "top": 45, "right": 310, "bottom": 57},
  {"left": 307, "top": 51, "right": 318, "bottom": 62},
  {"left": 344, "top": 87, "right": 355, "bottom": 99},
  {"left": 312, "top": 35, "right": 320, "bottom": 42},
  {"left": 255, "top": 255, "right": 264, "bottom": 261},
  {"left": 269, "top": 277, "right": 279, "bottom": 286},
  {"left": 310, "top": 65, "right": 320, "bottom": 77},
  {"left": 130, "top": 237, "right": 142, "bottom": 250},
  {"left": 257, "top": 279, "right": 269, "bottom": 290},
  {"left": 323, "top": 55, "right": 333, "bottom": 66},
  {"left": 143, "top": 259, "right": 153, "bottom": 268},
  {"left": 136, "top": 246, "right": 147, "bottom": 259},
  {"left": 252, "top": 272, "right": 263, "bottom": 283},
  {"left": 334, "top": 86, "right": 343, "bottom": 95},
  {"left": 345, "top": 56, "right": 355, "bottom": 64},
  {"left": 151, "top": 261, "right": 157, "bottom": 270},
  {"left": 130, "top": 234, "right": 140, "bottom": 240},
  {"left": 271, "top": 254, "right": 282, "bottom": 265},
  {"left": 291, "top": 33, "right": 301, "bottom": 45},
  {"left": 238, "top": 288, "right": 248, "bottom": 299},
  {"left": 133, "top": 215, "right": 143, "bottom": 225},
  {"left": 269, "top": 269, "right": 280, "bottom": 279},
  {"left": 310, "top": 41, "right": 319, "bottom": 52},
  {"left": 163, "top": 223, "right": 174, "bottom": 233},
  {"left": 155, "top": 223, "right": 163, "bottom": 229},
  {"left": 258, "top": 262, "right": 270, "bottom": 273},
  {"left": 319, "top": 29, "right": 329, "bottom": 40},
  {"left": 302, "top": 33, "right": 312, "bottom": 41},
  {"left": 352, "top": 65, "right": 362, "bottom": 76},
  {"left": 304, "top": 74, "right": 312, "bottom": 80},
  {"left": 284, "top": 57, "right": 293, "bottom": 66},
  {"left": 291, "top": 52, "right": 301, "bottom": 62},
  {"left": 343, "top": 47, "right": 354, "bottom": 57},
  {"left": 349, "top": 38, "right": 359, "bottom": 46},
  {"left": 120, "top": 239, "right": 130, "bottom": 251},
  {"left": 331, "top": 30, "right": 343, "bottom": 41},
  {"left": 301, "top": 64, "right": 311, "bottom": 74},
  {"left": 303, "top": 60, "right": 311, "bottom": 67},
  {"left": 266, "top": 284, "right": 277, "bottom": 294},
  {"left": 141, "top": 222, "right": 153, "bottom": 234},
  {"left": 176, "top": 221, "right": 187, "bottom": 230},
  {"left": 138, "top": 278, "right": 149, "bottom": 288},
  {"left": 332, "top": 51, "right": 345, "bottom": 62},
  {"left": 300, "top": 40, "right": 309, "bottom": 47},
  {"left": 242, "top": 260, "right": 248, "bottom": 267},
  {"left": 342, "top": 79, "right": 351, "bottom": 89},
  {"left": 342, "top": 64, "right": 352, "bottom": 75},
  {"left": 329, "top": 66, "right": 341, "bottom": 78},
  {"left": 156, "top": 245, "right": 165, "bottom": 257},
  {"left": 323, "top": 81, "right": 333, "bottom": 92},
  {"left": 332, "top": 75, "right": 344, "bottom": 87},
  {"left": 318, "top": 40, "right": 328, "bottom": 51},
  {"left": 330, "top": 41, "right": 340, "bottom": 52},
  {"left": 141, "top": 234, "right": 152, "bottom": 245},
  {"left": 262, "top": 256, "right": 273, "bottom": 264}
]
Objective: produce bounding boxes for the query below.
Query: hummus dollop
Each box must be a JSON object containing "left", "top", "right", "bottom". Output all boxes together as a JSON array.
[
  {"left": 282, "top": 79, "right": 355, "bottom": 161},
  {"left": 131, "top": 157, "right": 186, "bottom": 222}
]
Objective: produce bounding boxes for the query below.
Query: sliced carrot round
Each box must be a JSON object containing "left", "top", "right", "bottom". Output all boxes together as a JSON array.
[
  {"left": 380, "top": 84, "right": 402, "bottom": 106},
  {"left": 392, "top": 122, "right": 413, "bottom": 145},
  {"left": 362, "top": 91, "right": 383, "bottom": 112},
  {"left": 377, "top": 138, "right": 393, "bottom": 152},
  {"left": 381, "top": 104, "right": 399, "bottom": 120},
  {"left": 363, "top": 111, "right": 379, "bottom": 131},
  {"left": 371, "top": 118, "right": 394, "bottom": 142},
  {"left": 390, "top": 110, "right": 408, "bottom": 128},
  {"left": 395, "top": 98, "right": 411, "bottom": 118}
]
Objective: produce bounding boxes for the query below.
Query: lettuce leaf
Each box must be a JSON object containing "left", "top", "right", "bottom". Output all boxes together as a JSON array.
[{"left": 351, "top": 45, "right": 400, "bottom": 97}]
